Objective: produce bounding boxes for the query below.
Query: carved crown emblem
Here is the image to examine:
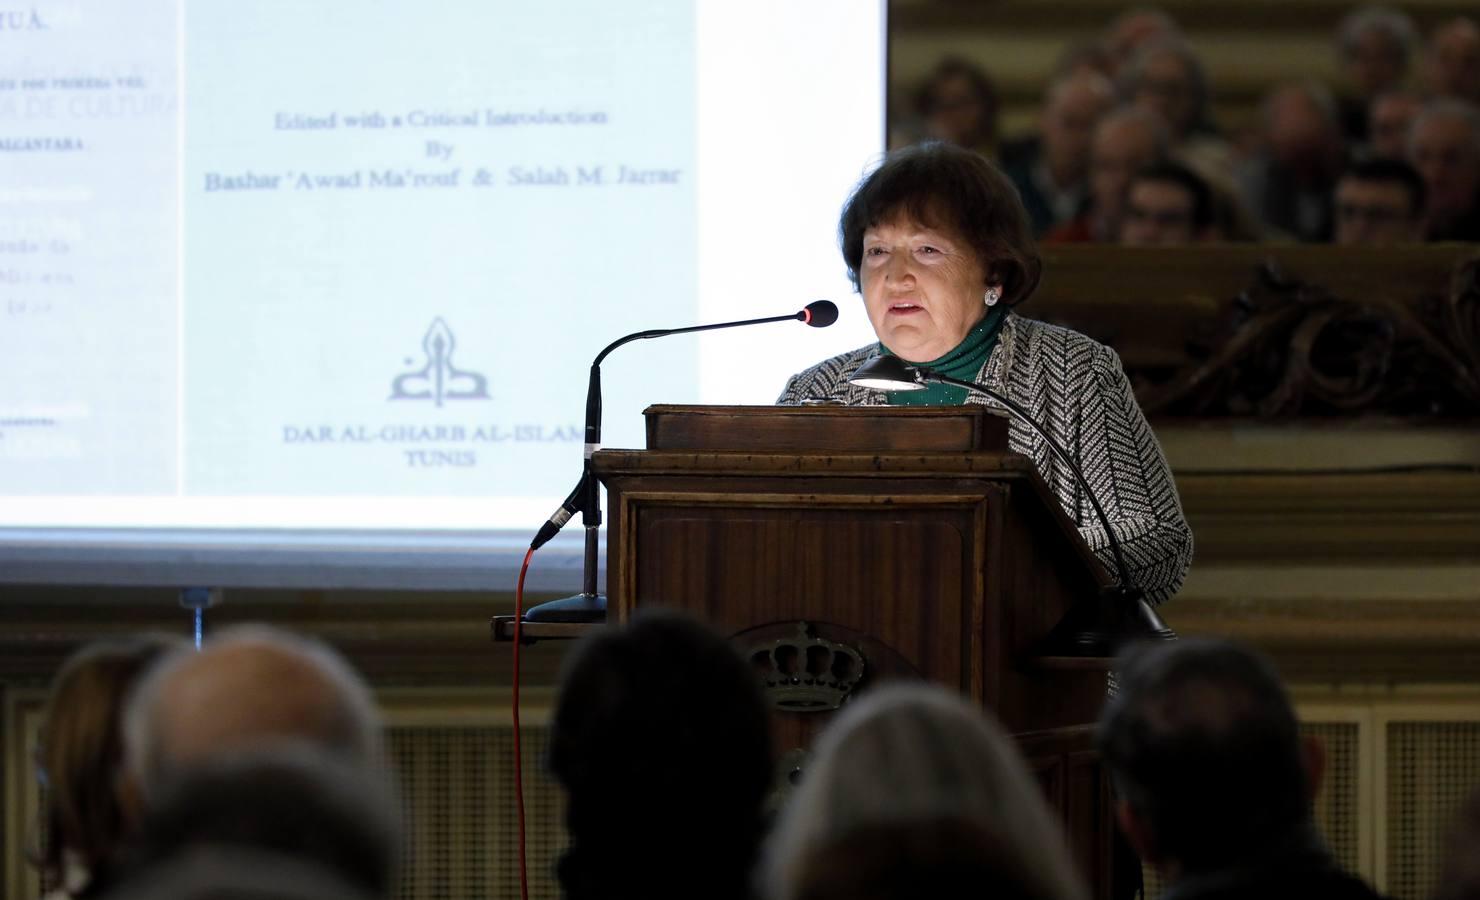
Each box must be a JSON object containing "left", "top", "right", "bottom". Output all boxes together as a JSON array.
[{"left": 749, "top": 622, "right": 865, "bottom": 712}]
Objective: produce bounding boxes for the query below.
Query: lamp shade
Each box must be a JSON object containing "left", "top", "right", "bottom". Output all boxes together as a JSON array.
[{"left": 848, "top": 355, "right": 926, "bottom": 391}]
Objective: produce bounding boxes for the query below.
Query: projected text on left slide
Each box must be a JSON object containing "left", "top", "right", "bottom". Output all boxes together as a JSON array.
[
  {"left": 0, "top": 4, "right": 178, "bottom": 495},
  {"left": 182, "top": 1, "right": 697, "bottom": 497}
]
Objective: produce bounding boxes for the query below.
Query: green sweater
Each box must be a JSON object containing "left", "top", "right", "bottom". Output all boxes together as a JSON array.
[{"left": 883, "top": 306, "right": 1008, "bottom": 405}]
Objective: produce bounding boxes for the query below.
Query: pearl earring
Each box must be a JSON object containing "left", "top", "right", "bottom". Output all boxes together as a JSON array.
[{"left": 984, "top": 287, "right": 1001, "bottom": 307}]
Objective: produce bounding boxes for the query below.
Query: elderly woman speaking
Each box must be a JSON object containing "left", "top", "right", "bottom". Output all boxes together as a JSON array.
[{"left": 778, "top": 142, "right": 1191, "bottom": 605}]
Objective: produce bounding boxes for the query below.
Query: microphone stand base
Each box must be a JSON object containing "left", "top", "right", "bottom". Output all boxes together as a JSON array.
[
  {"left": 522, "top": 592, "right": 607, "bottom": 624},
  {"left": 1037, "top": 588, "right": 1176, "bottom": 659}
]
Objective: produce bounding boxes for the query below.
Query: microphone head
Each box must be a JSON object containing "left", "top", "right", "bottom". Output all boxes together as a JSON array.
[{"left": 802, "top": 300, "right": 838, "bottom": 328}]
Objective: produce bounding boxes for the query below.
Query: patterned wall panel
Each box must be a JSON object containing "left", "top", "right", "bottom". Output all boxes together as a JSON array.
[
  {"left": 1384, "top": 721, "right": 1480, "bottom": 900},
  {"left": 1308, "top": 721, "right": 1362, "bottom": 874},
  {"left": 387, "top": 724, "right": 565, "bottom": 900}
]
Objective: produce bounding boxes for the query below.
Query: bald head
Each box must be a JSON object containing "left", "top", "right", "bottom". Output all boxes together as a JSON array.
[{"left": 125, "top": 626, "right": 381, "bottom": 798}]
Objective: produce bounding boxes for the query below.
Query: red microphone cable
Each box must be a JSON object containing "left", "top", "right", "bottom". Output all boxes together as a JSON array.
[{"left": 512, "top": 546, "right": 534, "bottom": 900}]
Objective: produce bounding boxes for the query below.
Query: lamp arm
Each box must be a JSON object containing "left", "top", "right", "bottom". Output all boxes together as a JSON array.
[{"left": 925, "top": 371, "right": 1138, "bottom": 597}]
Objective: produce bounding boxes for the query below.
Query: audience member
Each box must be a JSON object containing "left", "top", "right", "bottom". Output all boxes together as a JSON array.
[
  {"left": 1047, "top": 107, "right": 1169, "bottom": 243},
  {"left": 1239, "top": 82, "right": 1348, "bottom": 242},
  {"left": 1407, "top": 99, "right": 1480, "bottom": 240},
  {"left": 1425, "top": 18, "right": 1480, "bottom": 105},
  {"left": 1121, "top": 162, "right": 1219, "bottom": 245},
  {"left": 1120, "top": 38, "right": 1232, "bottom": 178},
  {"left": 1334, "top": 157, "right": 1426, "bottom": 245},
  {"left": 1002, "top": 70, "right": 1116, "bottom": 234},
  {"left": 1334, "top": 6, "right": 1418, "bottom": 141},
  {"left": 1098, "top": 638, "right": 1387, "bottom": 900},
  {"left": 912, "top": 57, "right": 1000, "bottom": 156},
  {"left": 1103, "top": 7, "right": 1183, "bottom": 78},
  {"left": 122, "top": 625, "right": 382, "bottom": 801},
  {"left": 35, "top": 635, "right": 183, "bottom": 900},
  {"left": 1368, "top": 89, "right": 1425, "bottom": 159},
  {"left": 549, "top": 610, "right": 773, "bottom": 900},
  {"left": 763, "top": 683, "right": 1087, "bottom": 900},
  {"left": 106, "top": 744, "right": 401, "bottom": 900},
  {"left": 1435, "top": 787, "right": 1480, "bottom": 900}
]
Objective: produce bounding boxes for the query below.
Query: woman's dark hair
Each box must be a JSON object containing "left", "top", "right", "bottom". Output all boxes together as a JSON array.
[
  {"left": 549, "top": 610, "right": 773, "bottom": 900},
  {"left": 36, "top": 634, "right": 183, "bottom": 886},
  {"left": 839, "top": 142, "right": 1042, "bottom": 306}
]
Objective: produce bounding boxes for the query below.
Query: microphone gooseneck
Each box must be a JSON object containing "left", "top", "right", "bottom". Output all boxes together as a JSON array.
[{"left": 528, "top": 302, "right": 837, "bottom": 555}]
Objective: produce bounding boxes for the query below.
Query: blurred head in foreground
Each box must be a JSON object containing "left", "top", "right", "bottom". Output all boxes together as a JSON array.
[
  {"left": 36, "top": 634, "right": 183, "bottom": 895},
  {"left": 123, "top": 625, "right": 382, "bottom": 802},
  {"left": 549, "top": 610, "right": 773, "bottom": 900},
  {"left": 764, "top": 682, "right": 1087, "bottom": 900},
  {"left": 1098, "top": 638, "right": 1324, "bottom": 881}
]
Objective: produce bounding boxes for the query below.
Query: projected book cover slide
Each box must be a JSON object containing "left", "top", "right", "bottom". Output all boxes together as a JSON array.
[
  {"left": 0, "top": 4, "right": 179, "bottom": 495},
  {"left": 182, "top": 1, "right": 697, "bottom": 497}
]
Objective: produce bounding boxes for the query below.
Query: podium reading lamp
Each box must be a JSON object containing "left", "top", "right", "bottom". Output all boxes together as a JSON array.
[{"left": 849, "top": 354, "right": 1175, "bottom": 656}]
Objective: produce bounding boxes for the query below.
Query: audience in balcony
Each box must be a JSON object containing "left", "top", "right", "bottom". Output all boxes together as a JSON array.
[
  {"left": 1045, "top": 106, "right": 1169, "bottom": 243},
  {"left": 34, "top": 635, "right": 182, "bottom": 900},
  {"left": 1424, "top": 18, "right": 1480, "bottom": 106},
  {"left": 1119, "top": 162, "right": 1221, "bottom": 246},
  {"left": 1238, "top": 82, "right": 1349, "bottom": 242},
  {"left": 549, "top": 610, "right": 773, "bottom": 900},
  {"left": 1334, "top": 157, "right": 1428, "bottom": 245},
  {"left": 1102, "top": 7, "right": 1183, "bottom": 80},
  {"left": 1001, "top": 70, "right": 1117, "bottom": 235},
  {"left": 1121, "top": 39, "right": 1233, "bottom": 180},
  {"left": 912, "top": 56, "right": 1001, "bottom": 160},
  {"left": 1334, "top": 6, "right": 1419, "bottom": 142},
  {"left": 1098, "top": 637, "right": 1387, "bottom": 900},
  {"left": 1367, "top": 89, "right": 1426, "bottom": 159},
  {"left": 906, "top": 4, "right": 1480, "bottom": 248},
  {"left": 1407, "top": 99, "right": 1480, "bottom": 241},
  {"left": 763, "top": 683, "right": 1087, "bottom": 900}
]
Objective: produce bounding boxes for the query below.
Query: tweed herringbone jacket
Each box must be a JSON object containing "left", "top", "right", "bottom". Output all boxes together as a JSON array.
[{"left": 776, "top": 313, "right": 1193, "bottom": 606}]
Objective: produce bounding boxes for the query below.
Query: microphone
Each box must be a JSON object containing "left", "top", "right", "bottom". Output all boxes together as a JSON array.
[
  {"left": 802, "top": 299, "right": 838, "bottom": 327},
  {"left": 529, "top": 301, "right": 837, "bottom": 558}
]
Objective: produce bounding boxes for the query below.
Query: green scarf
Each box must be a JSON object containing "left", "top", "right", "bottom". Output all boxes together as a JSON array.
[{"left": 883, "top": 306, "right": 1008, "bottom": 405}]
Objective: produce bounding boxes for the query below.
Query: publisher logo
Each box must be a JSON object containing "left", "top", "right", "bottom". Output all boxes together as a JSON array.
[{"left": 389, "top": 318, "right": 489, "bottom": 407}]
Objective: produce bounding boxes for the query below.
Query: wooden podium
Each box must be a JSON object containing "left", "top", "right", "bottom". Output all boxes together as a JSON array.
[{"left": 591, "top": 404, "right": 1123, "bottom": 898}]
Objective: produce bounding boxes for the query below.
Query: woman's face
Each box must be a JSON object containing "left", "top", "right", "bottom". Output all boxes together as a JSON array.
[{"left": 859, "top": 217, "right": 991, "bottom": 363}]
